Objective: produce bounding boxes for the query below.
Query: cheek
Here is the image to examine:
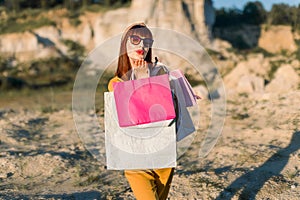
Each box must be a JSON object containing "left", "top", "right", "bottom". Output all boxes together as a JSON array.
[
  {"left": 126, "top": 42, "right": 136, "bottom": 53},
  {"left": 126, "top": 43, "right": 136, "bottom": 58}
]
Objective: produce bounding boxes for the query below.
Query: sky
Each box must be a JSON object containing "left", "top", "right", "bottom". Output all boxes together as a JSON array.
[{"left": 213, "top": 0, "right": 300, "bottom": 11}]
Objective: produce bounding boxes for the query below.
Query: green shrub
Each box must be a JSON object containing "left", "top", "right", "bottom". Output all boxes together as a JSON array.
[
  {"left": 268, "top": 60, "right": 285, "bottom": 80},
  {"left": 81, "top": 2, "right": 131, "bottom": 13},
  {"left": 0, "top": 16, "right": 56, "bottom": 34},
  {"left": 66, "top": 10, "right": 82, "bottom": 27},
  {"left": 293, "top": 40, "right": 300, "bottom": 61},
  {"left": 70, "top": 18, "right": 81, "bottom": 27},
  {"left": 250, "top": 47, "right": 274, "bottom": 57},
  {"left": 61, "top": 39, "right": 85, "bottom": 65}
]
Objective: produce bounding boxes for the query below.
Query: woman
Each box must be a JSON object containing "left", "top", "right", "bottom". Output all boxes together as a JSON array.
[{"left": 108, "top": 22, "right": 175, "bottom": 200}]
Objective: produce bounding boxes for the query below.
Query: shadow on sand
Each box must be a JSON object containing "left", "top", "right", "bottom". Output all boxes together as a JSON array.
[
  {"left": 216, "top": 131, "right": 300, "bottom": 199},
  {"left": 0, "top": 191, "right": 102, "bottom": 200}
]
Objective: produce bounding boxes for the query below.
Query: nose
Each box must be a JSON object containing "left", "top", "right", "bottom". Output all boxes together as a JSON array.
[{"left": 139, "top": 40, "right": 145, "bottom": 48}]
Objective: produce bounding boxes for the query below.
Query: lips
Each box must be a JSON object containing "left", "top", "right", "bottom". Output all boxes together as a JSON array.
[{"left": 136, "top": 50, "right": 144, "bottom": 55}]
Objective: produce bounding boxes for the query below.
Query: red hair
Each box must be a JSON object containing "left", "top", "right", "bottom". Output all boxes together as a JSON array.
[{"left": 115, "top": 23, "right": 153, "bottom": 80}]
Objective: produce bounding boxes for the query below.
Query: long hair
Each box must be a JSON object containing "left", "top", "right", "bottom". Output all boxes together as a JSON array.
[{"left": 115, "top": 23, "right": 153, "bottom": 80}]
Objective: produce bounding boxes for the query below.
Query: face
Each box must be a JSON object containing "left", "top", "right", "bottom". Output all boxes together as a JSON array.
[{"left": 126, "top": 34, "right": 153, "bottom": 60}]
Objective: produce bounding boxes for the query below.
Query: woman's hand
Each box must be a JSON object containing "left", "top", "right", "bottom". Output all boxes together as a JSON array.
[
  {"left": 132, "top": 59, "right": 149, "bottom": 79},
  {"left": 132, "top": 59, "right": 147, "bottom": 69}
]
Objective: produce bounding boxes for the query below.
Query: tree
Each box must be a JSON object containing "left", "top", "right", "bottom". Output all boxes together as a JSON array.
[
  {"left": 82, "top": 0, "right": 92, "bottom": 8},
  {"left": 292, "top": 5, "right": 300, "bottom": 31},
  {"left": 11, "top": 0, "right": 20, "bottom": 13},
  {"left": 242, "top": 1, "right": 266, "bottom": 25},
  {"left": 41, "top": 0, "right": 48, "bottom": 9},
  {"left": 214, "top": 8, "right": 243, "bottom": 27},
  {"left": 63, "top": 0, "right": 75, "bottom": 10},
  {"left": 269, "top": 3, "right": 292, "bottom": 25}
]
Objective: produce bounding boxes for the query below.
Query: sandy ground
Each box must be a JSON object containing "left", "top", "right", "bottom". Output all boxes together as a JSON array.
[{"left": 0, "top": 90, "right": 299, "bottom": 200}]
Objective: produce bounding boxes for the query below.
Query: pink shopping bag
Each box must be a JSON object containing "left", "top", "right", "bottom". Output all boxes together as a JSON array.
[
  {"left": 170, "top": 70, "right": 197, "bottom": 107},
  {"left": 113, "top": 74, "right": 176, "bottom": 127}
]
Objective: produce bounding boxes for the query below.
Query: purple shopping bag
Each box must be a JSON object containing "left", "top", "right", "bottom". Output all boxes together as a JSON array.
[
  {"left": 170, "top": 70, "right": 197, "bottom": 107},
  {"left": 113, "top": 74, "right": 176, "bottom": 127}
]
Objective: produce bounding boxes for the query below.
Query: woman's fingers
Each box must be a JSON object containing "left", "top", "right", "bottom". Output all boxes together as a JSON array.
[
  {"left": 133, "top": 59, "right": 147, "bottom": 69},
  {"left": 140, "top": 60, "right": 146, "bottom": 68},
  {"left": 141, "top": 60, "right": 146, "bottom": 68},
  {"left": 132, "top": 59, "right": 139, "bottom": 69}
]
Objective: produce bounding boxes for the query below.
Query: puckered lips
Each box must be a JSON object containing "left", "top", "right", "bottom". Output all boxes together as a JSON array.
[{"left": 136, "top": 49, "right": 144, "bottom": 55}]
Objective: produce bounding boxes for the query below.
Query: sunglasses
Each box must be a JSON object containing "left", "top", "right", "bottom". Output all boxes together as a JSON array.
[{"left": 128, "top": 35, "right": 154, "bottom": 47}]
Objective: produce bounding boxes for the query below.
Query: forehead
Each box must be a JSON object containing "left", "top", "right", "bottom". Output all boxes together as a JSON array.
[{"left": 128, "top": 27, "right": 152, "bottom": 38}]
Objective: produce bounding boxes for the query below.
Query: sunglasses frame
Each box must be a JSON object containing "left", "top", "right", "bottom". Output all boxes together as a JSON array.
[{"left": 128, "top": 35, "right": 154, "bottom": 47}]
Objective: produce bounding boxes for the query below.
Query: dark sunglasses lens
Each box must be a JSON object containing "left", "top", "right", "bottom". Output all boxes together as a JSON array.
[
  {"left": 144, "top": 38, "right": 153, "bottom": 47},
  {"left": 130, "top": 35, "right": 141, "bottom": 45}
]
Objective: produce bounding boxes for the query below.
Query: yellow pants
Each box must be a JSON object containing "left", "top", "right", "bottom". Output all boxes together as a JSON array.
[{"left": 125, "top": 168, "right": 175, "bottom": 200}]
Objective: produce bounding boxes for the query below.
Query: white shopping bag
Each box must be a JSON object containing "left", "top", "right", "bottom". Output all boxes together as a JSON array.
[{"left": 104, "top": 92, "right": 177, "bottom": 170}]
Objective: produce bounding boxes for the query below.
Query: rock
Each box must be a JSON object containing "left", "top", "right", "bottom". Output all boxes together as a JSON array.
[
  {"left": 93, "top": 8, "right": 128, "bottom": 46},
  {"left": 212, "top": 38, "right": 232, "bottom": 50},
  {"left": 0, "top": 31, "right": 38, "bottom": 52},
  {"left": 0, "top": 0, "right": 214, "bottom": 62},
  {"left": 258, "top": 25, "right": 297, "bottom": 54},
  {"left": 193, "top": 85, "right": 208, "bottom": 99},
  {"left": 0, "top": 158, "right": 17, "bottom": 180},
  {"left": 0, "top": 33, "right": 40, "bottom": 61},
  {"left": 131, "top": 0, "right": 214, "bottom": 46},
  {"left": 246, "top": 54, "right": 270, "bottom": 78},
  {"left": 224, "top": 55, "right": 276, "bottom": 94},
  {"left": 237, "top": 74, "right": 264, "bottom": 94},
  {"left": 266, "top": 64, "right": 299, "bottom": 93},
  {"left": 128, "top": 0, "right": 153, "bottom": 23},
  {"left": 237, "top": 75, "right": 254, "bottom": 94},
  {"left": 291, "top": 60, "right": 300, "bottom": 69},
  {"left": 224, "top": 62, "right": 250, "bottom": 89},
  {"left": 251, "top": 75, "right": 265, "bottom": 94},
  {"left": 33, "top": 26, "right": 59, "bottom": 47},
  {"left": 0, "top": 173, "right": 7, "bottom": 179}
]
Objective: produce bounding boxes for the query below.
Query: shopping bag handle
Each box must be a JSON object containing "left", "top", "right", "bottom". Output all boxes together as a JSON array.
[{"left": 168, "top": 118, "right": 176, "bottom": 127}]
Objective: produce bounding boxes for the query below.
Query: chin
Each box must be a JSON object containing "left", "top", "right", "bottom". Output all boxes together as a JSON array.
[{"left": 136, "top": 55, "right": 144, "bottom": 60}]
